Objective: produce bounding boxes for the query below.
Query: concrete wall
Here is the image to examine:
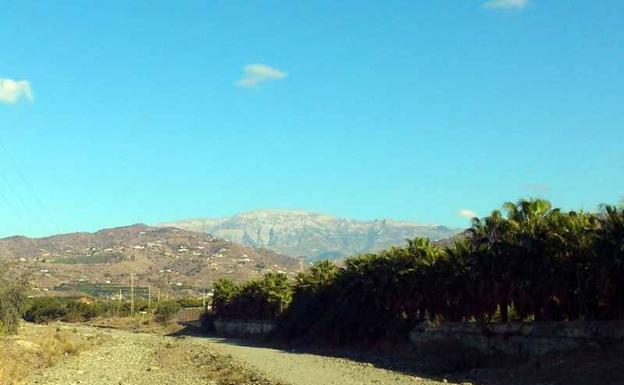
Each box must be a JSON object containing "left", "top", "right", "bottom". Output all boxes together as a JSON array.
[
  {"left": 410, "top": 321, "right": 624, "bottom": 356},
  {"left": 176, "top": 307, "right": 205, "bottom": 323},
  {"left": 213, "top": 320, "right": 277, "bottom": 337}
]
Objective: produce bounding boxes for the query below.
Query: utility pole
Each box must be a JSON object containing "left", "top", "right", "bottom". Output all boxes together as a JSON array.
[
  {"left": 299, "top": 256, "right": 305, "bottom": 273},
  {"left": 148, "top": 286, "right": 151, "bottom": 312},
  {"left": 202, "top": 289, "right": 206, "bottom": 310},
  {"left": 130, "top": 273, "right": 135, "bottom": 316},
  {"left": 118, "top": 288, "right": 122, "bottom": 317}
]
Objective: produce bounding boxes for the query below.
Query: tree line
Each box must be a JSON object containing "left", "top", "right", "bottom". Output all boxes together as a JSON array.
[
  {"left": 0, "top": 291, "right": 186, "bottom": 334},
  {"left": 211, "top": 199, "right": 624, "bottom": 344}
]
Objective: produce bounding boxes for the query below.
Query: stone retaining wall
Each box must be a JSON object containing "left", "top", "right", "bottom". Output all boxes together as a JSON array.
[
  {"left": 409, "top": 321, "right": 624, "bottom": 356},
  {"left": 213, "top": 320, "right": 277, "bottom": 337}
]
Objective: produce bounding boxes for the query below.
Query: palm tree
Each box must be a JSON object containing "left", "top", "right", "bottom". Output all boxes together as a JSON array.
[
  {"left": 595, "top": 205, "right": 624, "bottom": 319},
  {"left": 466, "top": 209, "right": 517, "bottom": 321}
]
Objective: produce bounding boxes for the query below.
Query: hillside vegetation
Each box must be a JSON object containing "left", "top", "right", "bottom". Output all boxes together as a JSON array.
[
  {"left": 211, "top": 199, "right": 624, "bottom": 344},
  {"left": 0, "top": 224, "right": 299, "bottom": 297}
]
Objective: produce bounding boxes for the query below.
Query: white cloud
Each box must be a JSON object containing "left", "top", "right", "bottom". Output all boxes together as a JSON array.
[
  {"left": 236, "top": 64, "right": 287, "bottom": 87},
  {"left": 483, "top": 0, "right": 529, "bottom": 10},
  {"left": 458, "top": 209, "right": 478, "bottom": 219},
  {"left": 0, "top": 78, "right": 34, "bottom": 104}
]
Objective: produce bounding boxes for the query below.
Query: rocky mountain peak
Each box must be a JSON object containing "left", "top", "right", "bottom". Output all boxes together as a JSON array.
[{"left": 159, "top": 210, "right": 460, "bottom": 260}]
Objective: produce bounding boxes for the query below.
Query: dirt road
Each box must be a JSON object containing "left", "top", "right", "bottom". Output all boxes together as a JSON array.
[
  {"left": 205, "top": 336, "right": 445, "bottom": 385},
  {"left": 26, "top": 326, "right": 446, "bottom": 385}
]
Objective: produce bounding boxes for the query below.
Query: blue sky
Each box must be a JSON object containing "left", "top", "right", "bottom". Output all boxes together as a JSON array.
[{"left": 1, "top": 0, "right": 623, "bottom": 237}]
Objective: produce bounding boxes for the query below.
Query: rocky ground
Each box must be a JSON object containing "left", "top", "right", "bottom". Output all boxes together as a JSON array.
[
  {"left": 204, "top": 336, "right": 447, "bottom": 385},
  {"left": 24, "top": 327, "right": 277, "bottom": 385},
  {"left": 17, "top": 323, "right": 624, "bottom": 385},
  {"left": 23, "top": 325, "right": 448, "bottom": 385}
]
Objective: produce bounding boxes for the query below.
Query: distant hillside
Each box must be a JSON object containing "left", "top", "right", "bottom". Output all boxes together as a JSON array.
[
  {"left": 159, "top": 210, "right": 462, "bottom": 260},
  {"left": 0, "top": 224, "right": 299, "bottom": 297}
]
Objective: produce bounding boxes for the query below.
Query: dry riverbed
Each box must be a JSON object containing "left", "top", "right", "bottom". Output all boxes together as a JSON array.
[
  {"left": 13, "top": 324, "right": 449, "bottom": 385},
  {"left": 9, "top": 323, "right": 621, "bottom": 385}
]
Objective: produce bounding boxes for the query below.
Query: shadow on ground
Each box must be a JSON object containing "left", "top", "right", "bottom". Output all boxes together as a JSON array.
[{"left": 170, "top": 323, "right": 624, "bottom": 385}]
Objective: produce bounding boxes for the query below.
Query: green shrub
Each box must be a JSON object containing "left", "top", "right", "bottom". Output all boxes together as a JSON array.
[
  {"left": 212, "top": 278, "right": 241, "bottom": 317},
  {"left": 154, "top": 301, "right": 180, "bottom": 325},
  {"left": 23, "top": 297, "right": 105, "bottom": 323},
  {"left": 23, "top": 297, "right": 69, "bottom": 323},
  {"left": 64, "top": 301, "right": 101, "bottom": 322},
  {"left": 177, "top": 297, "right": 205, "bottom": 308},
  {"left": 0, "top": 279, "right": 25, "bottom": 335},
  {"left": 212, "top": 273, "right": 292, "bottom": 321}
]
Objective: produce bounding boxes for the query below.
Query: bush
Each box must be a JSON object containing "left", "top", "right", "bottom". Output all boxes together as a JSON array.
[
  {"left": 212, "top": 278, "right": 241, "bottom": 317},
  {"left": 64, "top": 301, "right": 101, "bottom": 322},
  {"left": 212, "top": 273, "right": 292, "bottom": 321},
  {"left": 177, "top": 297, "right": 205, "bottom": 308},
  {"left": 23, "top": 297, "right": 69, "bottom": 323},
  {"left": 23, "top": 297, "right": 105, "bottom": 323},
  {"left": 154, "top": 301, "right": 180, "bottom": 325},
  {"left": 0, "top": 279, "right": 25, "bottom": 335}
]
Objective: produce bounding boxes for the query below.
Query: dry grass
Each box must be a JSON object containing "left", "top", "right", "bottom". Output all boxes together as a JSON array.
[
  {"left": 155, "top": 341, "right": 285, "bottom": 385},
  {"left": 0, "top": 323, "right": 109, "bottom": 385}
]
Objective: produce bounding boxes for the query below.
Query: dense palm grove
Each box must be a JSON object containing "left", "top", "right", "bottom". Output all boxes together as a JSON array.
[{"left": 212, "top": 199, "right": 624, "bottom": 343}]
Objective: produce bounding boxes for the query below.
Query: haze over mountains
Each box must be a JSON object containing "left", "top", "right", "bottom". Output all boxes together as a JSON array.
[{"left": 159, "top": 210, "right": 461, "bottom": 260}]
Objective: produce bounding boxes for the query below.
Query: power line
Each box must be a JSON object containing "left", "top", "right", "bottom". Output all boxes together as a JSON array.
[
  {"left": 0, "top": 179, "right": 21, "bottom": 217},
  {"left": 0, "top": 167, "right": 38, "bottom": 223},
  {"left": 0, "top": 137, "right": 61, "bottom": 233}
]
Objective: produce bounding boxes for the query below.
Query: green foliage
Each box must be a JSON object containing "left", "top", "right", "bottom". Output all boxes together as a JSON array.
[
  {"left": 0, "top": 278, "right": 25, "bottom": 335},
  {"left": 277, "top": 199, "right": 624, "bottom": 344},
  {"left": 64, "top": 300, "right": 101, "bottom": 322},
  {"left": 456, "top": 199, "right": 621, "bottom": 322},
  {"left": 23, "top": 297, "right": 70, "bottom": 323},
  {"left": 154, "top": 300, "right": 180, "bottom": 325},
  {"left": 55, "top": 282, "right": 151, "bottom": 299},
  {"left": 20, "top": 295, "right": 194, "bottom": 325},
  {"left": 177, "top": 297, "right": 205, "bottom": 308},
  {"left": 23, "top": 297, "right": 109, "bottom": 323},
  {"left": 282, "top": 239, "right": 446, "bottom": 343},
  {"left": 212, "top": 278, "right": 241, "bottom": 316},
  {"left": 280, "top": 260, "right": 339, "bottom": 340},
  {"left": 13, "top": 197, "right": 622, "bottom": 348},
  {"left": 295, "top": 260, "right": 340, "bottom": 292},
  {"left": 212, "top": 273, "right": 292, "bottom": 320}
]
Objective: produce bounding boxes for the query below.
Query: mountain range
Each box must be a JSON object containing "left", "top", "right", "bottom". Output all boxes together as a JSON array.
[
  {"left": 159, "top": 210, "right": 461, "bottom": 260},
  {"left": 0, "top": 211, "right": 460, "bottom": 298}
]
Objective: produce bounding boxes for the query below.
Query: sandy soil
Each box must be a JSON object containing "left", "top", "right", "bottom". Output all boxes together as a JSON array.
[
  {"left": 17, "top": 323, "right": 624, "bottom": 385},
  {"left": 25, "top": 326, "right": 448, "bottom": 385},
  {"left": 205, "top": 336, "right": 447, "bottom": 385}
]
